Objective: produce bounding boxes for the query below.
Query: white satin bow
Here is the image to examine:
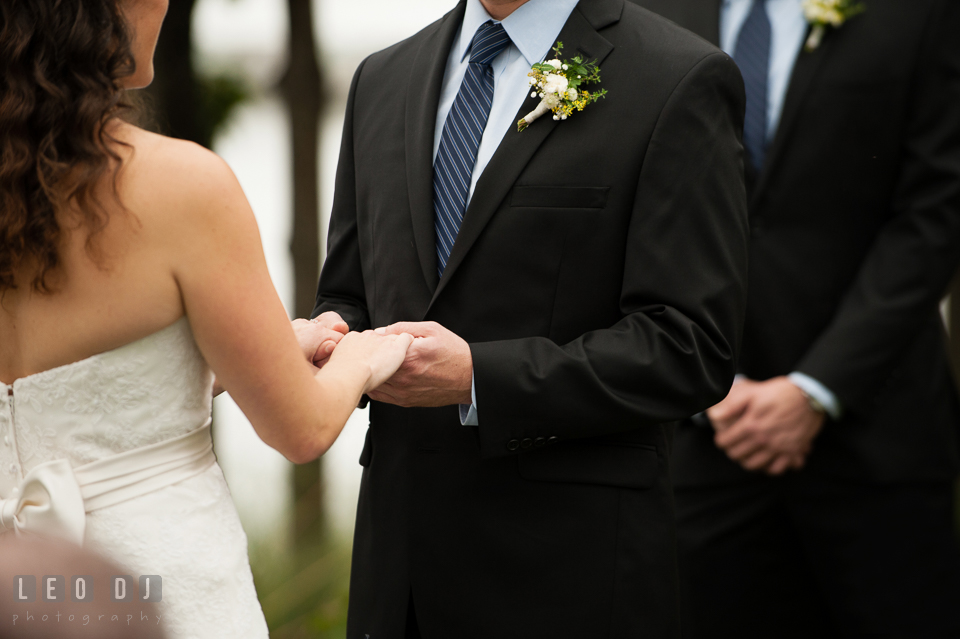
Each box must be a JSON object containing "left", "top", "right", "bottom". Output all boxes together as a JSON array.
[{"left": 0, "top": 459, "right": 87, "bottom": 545}]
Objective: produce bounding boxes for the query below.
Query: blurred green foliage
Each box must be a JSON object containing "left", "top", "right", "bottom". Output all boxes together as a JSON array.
[
  {"left": 251, "top": 537, "right": 352, "bottom": 639},
  {"left": 198, "top": 74, "right": 249, "bottom": 146}
]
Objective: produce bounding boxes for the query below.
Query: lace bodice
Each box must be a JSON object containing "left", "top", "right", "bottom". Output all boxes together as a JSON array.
[
  {"left": 0, "top": 317, "right": 268, "bottom": 638},
  {"left": 0, "top": 317, "right": 213, "bottom": 488}
]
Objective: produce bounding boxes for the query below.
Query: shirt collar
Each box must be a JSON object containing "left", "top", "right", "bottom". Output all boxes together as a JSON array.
[{"left": 458, "top": 0, "right": 580, "bottom": 67}]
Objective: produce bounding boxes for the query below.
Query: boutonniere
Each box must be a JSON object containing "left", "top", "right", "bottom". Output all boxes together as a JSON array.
[
  {"left": 801, "top": 0, "right": 865, "bottom": 52},
  {"left": 517, "top": 42, "right": 608, "bottom": 132}
]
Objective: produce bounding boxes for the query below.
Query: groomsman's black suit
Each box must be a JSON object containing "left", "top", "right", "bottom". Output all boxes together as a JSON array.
[
  {"left": 312, "top": 0, "right": 749, "bottom": 637},
  {"left": 632, "top": 0, "right": 960, "bottom": 635}
]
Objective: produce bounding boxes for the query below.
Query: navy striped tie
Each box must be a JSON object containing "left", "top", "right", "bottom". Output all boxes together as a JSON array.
[
  {"left": 433, "top": 21, "right": 511, "bottom": 277},
  {"left": 733, "top": 0, "right": 772, "bottom": 172}
]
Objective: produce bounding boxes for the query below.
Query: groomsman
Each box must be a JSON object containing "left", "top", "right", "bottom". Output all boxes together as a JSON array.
[{"left": 631, "top": 0, "right": 960, "bottom": 635}]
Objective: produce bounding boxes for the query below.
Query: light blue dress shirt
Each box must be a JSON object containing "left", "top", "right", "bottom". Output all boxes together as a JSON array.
[
  {"left": 721, "top": 0, "right": 841, "bottom": 419},
  {"left": 433, "top": 0, "right": 579, "bottom": 425},
  {"left": 720, "top": 0, "right": 807, "bottom": 141}
]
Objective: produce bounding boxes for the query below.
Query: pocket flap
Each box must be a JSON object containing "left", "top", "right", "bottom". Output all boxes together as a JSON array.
[
  {"left": 510, "top": 186, "right": 610, "bottom": 209},
  {"left": 518, "top": 443, "right": 659, "bottom": 489}
]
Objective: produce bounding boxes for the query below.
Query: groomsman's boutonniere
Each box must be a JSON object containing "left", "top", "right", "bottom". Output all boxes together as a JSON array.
[
  {"left": 518, "top": 42, "right": 608, "bottom": 132},
  {"left": 801, "top": 0, "right": 865, "bottom": 52}
]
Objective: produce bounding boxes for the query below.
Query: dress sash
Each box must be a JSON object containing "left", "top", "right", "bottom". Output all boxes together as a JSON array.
[{"left": 0, "top": 422, "right": 216, "bottom": 545}]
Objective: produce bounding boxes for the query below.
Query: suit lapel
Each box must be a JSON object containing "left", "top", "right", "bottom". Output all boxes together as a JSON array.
[
  {"left": 426, "top": 0, "right": 622, "bottom": 311},
  {"left": 405, "top": 2, "right": 466, "bottom": 294},
  {"left": 751, "top": 26, "right": 834, "bottom": 206}
]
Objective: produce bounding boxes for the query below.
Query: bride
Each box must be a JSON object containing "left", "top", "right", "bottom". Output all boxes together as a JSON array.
[{"left": 0, "top": 0, "right": 411, "bottom": 637}]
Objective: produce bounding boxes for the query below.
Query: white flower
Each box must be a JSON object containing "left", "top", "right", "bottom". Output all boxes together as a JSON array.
[
  {"left": 553, "top": 114, "right": 560, "bottom": 120},
  {"left": 566, "top": 88, "right": 578, "bottom": 101},
  {"left": 541, "top": 73, "right": 569, "bottom": 95},
  {"left": 530, "top": 91, "right": 537, "bottom": 98},
  {"left": 562, "top": 64, "right": 568, "bottom": 70},
  {"left": 528, "top": 77, "right": 536, "bottom": 86},
  {"left": 542, "top": 93, "right": 561, "bottom": 109},
  {"left": 546, "top": 59, "right": 563, "bottom": 69}
]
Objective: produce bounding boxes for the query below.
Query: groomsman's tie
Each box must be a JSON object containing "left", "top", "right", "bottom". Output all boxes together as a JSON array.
[
  {"left": 433, "top": 21, "right": 511, "bottom": 277},
  {"left": 733, "top": 0, "right": 772, "bottom": 172}
]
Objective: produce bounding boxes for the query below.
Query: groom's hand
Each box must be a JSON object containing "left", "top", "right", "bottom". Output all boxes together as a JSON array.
[
  {"left": 709, "top": 377, "right": 823, "bottom": 476},
  {"left": 367, "top": 322, "right": 473, "bottom": 408}
]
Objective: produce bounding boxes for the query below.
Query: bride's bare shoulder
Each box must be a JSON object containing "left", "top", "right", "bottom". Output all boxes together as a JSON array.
[{"left": 114, "top": 123, "right": 250, "bottom": 230}]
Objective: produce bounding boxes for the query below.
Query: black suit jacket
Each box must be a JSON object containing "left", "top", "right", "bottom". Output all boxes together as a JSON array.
[
  {"left": 632, "top": 0, "right": 960, "bottom": 485},
  {"left": 313, "top": 1, "right": 748, "bottom": 636}
]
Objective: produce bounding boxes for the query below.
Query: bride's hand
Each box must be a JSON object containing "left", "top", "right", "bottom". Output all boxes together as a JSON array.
[
  {"left": 328, "top": 330, "right": 415, "bottom": 394},
  {"left": 292, "top": 318, "right": 348, "bottom": 366}
]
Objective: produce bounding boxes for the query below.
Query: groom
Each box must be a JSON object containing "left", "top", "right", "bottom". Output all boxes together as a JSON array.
[{"left": 313, "top": 0, "right": 748, "bottom": 636}]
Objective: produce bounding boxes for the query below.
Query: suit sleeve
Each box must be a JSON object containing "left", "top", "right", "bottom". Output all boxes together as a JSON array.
[
  {"left": 470, "top": 52, "right": 750, "bottom": 458},
  {"left": 311, "top": 59, "right": 372, "bottom": 332},
  {"left": 795, "top": 1, "right": 960, "bottom": 414}
]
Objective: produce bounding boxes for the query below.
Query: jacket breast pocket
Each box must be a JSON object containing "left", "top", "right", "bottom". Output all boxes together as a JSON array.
[
  {"left": 517, "top": 442, "right": 660, "bottom": 490},
  {"left": 510, "top": 185, "right": 610, "bottom": 210}
]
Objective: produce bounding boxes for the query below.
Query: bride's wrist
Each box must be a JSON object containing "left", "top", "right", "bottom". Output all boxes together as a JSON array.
[{"left": 318, "top": 356, "right": 373, "bottom": 397}]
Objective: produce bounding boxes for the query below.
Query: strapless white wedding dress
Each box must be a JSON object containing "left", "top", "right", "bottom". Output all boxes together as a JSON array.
[{"left": 0, "top": 317, "right": 269, "bottom": 638}]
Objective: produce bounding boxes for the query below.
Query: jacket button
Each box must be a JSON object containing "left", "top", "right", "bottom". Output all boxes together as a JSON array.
[
  {"left": 520, "top": 438, "right": 533, "bottom": 449},
  {"left": 507, "top": 439, "right": 520, "bottom": 451},
  {"left": 534, "top": 437, "right": 546, "bottom": 448},
  {"left": 547, "top": 436, "right": 559, "bottom": 446}
]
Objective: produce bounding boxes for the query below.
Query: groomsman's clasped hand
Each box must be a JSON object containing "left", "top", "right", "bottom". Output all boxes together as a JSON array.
[{"left": 707, "top": 377, "right": 825, "bottom": 476}]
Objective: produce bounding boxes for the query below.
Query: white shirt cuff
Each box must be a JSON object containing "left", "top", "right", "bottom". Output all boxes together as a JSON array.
[
  {"left": 459, "top": 371, "right": 478, "bottom": 426},
  {"left": 788, "top": 372, "right": 842, "bottom": 420}
]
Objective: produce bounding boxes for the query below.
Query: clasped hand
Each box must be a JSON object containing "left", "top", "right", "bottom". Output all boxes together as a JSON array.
[
  {"left": 707, "top": 377, "right": 826, "bottom": 476},
  {"left": 301, "top": 314, "right": 473, "bottom": 406},
  {"left": 292, "top": 312, "right": 351, "bottom": 368}
]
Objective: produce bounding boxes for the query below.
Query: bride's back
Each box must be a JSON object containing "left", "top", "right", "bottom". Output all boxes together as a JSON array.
[
  {"left": 0, "top": 126, "right": 223, "bottom": 384},
  {"left": 0, "top": 0, "right": 242, "bottom": 385}
]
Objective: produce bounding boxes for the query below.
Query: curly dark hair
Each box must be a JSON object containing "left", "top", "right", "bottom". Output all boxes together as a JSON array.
[{"left": 0, "top": 0, "right": 137, "bottom": 293}]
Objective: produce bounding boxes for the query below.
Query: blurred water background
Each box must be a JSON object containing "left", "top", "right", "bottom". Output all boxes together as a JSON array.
[{"left": 181, "top": 1, "right": 454, "bottom": 636}]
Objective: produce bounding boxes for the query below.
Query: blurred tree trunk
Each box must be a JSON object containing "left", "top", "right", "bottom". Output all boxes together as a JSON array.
[
  {"left": 951, "top": 276, "right": 960, "bottom": 533},
  {"left": 144, "top": 0, "right": 325, "bottom": 545},
  {"left": 145, "top": 0, "right": 208, "bottom": 146},
  {"left": 281, "top": 0, "right": 326, "bottom": 546},
  {"left": 950, "top": 274, "right": 960, "bottom": 390}
]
